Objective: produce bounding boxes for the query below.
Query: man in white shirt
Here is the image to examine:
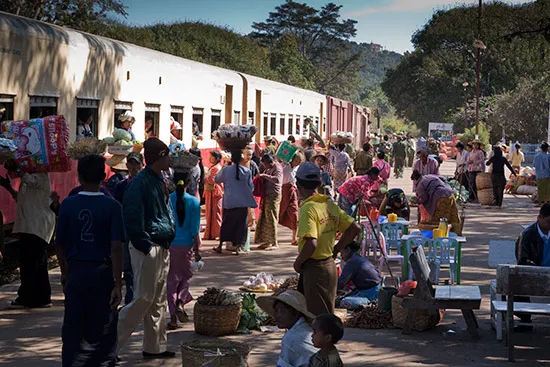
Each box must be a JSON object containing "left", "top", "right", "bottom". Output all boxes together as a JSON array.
[{"left": 257, "top": 290, "right": 318, "bottom": 367}]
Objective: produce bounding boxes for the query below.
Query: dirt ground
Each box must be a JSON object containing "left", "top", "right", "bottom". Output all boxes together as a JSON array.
[{"left": 1, "top": 161, "right": 549, "bottom": 366}]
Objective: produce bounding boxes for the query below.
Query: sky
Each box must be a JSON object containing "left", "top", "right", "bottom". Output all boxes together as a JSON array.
[{"left": 118, "top": 0, "right": 534, "bottom": 54}]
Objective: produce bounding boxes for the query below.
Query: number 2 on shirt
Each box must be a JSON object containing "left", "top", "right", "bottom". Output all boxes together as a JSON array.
[{"left": 79, "top": 209, "right": 94, "bottom": 242}]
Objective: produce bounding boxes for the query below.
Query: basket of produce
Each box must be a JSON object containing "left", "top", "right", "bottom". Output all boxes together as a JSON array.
[
  {"left": 67, "top": 138, "right": 107, "bottom": 160},
  {"left": 0, "top": 137, "right": 16, "bottom": 164},
  {"left": 181, "top": 339, "right": 251, "bottom": 367},
  {"left": 475, "top": 172, "right": 492, "bottom": 190},
  {"left": 170, "top": 151, "right": 199, "bottom": 170},
  {"left": 213, "top": 124, "right": 258, "bottom": 151},
  {"left": 194, "top": 288, "right": 242, "bottom": 336},
  {"left": 344, "top": 302, "right": 392, "bottom": 329},
  {"left": 240, "top": 273, "right": 283, "bottom": 293},
  {"left": 103, "top": 128, "right": 140, "bottom": 155},
  {"left": 330, "top": 131, "right": 353, "bottom": 144}
]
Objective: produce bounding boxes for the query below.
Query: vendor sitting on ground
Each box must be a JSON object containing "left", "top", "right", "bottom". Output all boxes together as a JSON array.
[
  {"left": 411, "top": 170, "right": 462, "bottom": 235},
  {"left": 379, "top": 188, "right": 410, "bottom": 221},
  {"left": 337, "top": 241, "right": 382, "bottom": 310},
  {"left": 257, "top": 290, "right": 318, "bottom": 367}
]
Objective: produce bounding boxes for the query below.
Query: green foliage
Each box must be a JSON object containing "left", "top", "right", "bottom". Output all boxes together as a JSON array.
[
  {"left": 459, "top": 122, "right": 491, "bottom": 149},
  {"left": 237, "top": 293, "right": 265, "bottom": 333},
  {"left": 0, "top": 0, "right": 127, "bottom": 32},
  {"left": 382, "top": 2, "right": 550, "bottom": 134},
  {"left": 488, "top": 74, "right": 550, "bottom": 143}
]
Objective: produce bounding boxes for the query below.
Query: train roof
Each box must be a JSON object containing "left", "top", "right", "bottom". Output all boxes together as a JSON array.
[{"left": 0, "top": 11, "right": 324, "bottom": 96}]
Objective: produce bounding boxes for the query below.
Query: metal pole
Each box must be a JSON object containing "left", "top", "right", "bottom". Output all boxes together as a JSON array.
[
  {"left": 547, "top": 102, "right": 550, "bottom": 143},
  {"left": 376, "top": 108, "right": 381, "bottom": 136},
  {"left": 474, "top": 0, "right": 482, "bottom": 140}
]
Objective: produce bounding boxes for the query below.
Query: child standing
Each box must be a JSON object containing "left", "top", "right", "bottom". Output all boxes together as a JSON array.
[
  {"left": 309, "top": 314, "right": 344, "bottom": 367},
  {"left": 56, "top": 154, "right": 125, "bottom": 366}
]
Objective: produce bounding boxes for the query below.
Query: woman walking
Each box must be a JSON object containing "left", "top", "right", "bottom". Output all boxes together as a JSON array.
[
  {"left": 279, "top": 153, "right": 303, "bottom": 246},
  {"left": 331, "top": 144, "right": 352, "bottom": 194},
  {"left": 203, "top": 151, "right": 223, "bottom": 240},
  {"left": 487, "top": 145, "right": 515, "bottom": 208},
  {"left": 467, "top": 141, "right": 485, "bottom": 202},
  {"left": 213, "top": 150, "right": 257, "bottom": 254},
  {"left": 167, "top": 173, "right": 201, "bottom": 329},
  {"left": 256, "top": 154, "right": 283, "bottom": 250}
]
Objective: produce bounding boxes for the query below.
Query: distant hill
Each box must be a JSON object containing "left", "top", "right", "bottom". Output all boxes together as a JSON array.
[{"left": 353, "top": 42, "right": 402, "bottom": 92}]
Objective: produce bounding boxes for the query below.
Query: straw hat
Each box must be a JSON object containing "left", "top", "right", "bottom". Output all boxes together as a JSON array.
[
  {"left": 263, "top": 136, "right": 274, "bottom": 142},
  {"left": 311, "top": 150, "right": 328, "bottom": 165},
  {"left": 105, "top": 155, "right": 127, "bottom": 170},
  {"left": 257, "top": 290, "right": 315, "bottom": 321}
]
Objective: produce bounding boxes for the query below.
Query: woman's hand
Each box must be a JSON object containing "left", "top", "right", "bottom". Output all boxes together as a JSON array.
[{"left": 194, "top": 250, "right": 202, "bottom": 262}]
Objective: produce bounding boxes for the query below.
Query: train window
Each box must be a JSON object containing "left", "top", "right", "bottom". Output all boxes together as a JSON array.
[
  {"left": 192, "top": 108, "right": 204, "bottom": 136},
  {"left": 295, "top": 116, "right": 301, "bottom": 135},
  {"left": 76, "top": 99, "right": 99, "bottom": 139},
  {"left": 114, "top": 101, "right": 133, "bottom": 128},
  {"left": 280, "top": 114, "right": 285, "bottom": 136},
  {"left": 29, "top": 96, "right": 57, "bottom": 119},
  {"left": 171, "top": 106, "right": 184, "bottom": 141},
  {"left": 270, "top": 113, "right": 276, "bottom": 136},
  {"left": 211, "top": 109, "right": 221, "bottom": 134},
  {"left": 248, "top": 111, "right": 254, "bottom": 124},
  {"left": 288, "top": 115, "right": 293, "bottom": 136},
  {"left": 0, "top": 95, "right": 15, "bottom": 122},
  {"left": 233, "top": 111, "right": 240, "bottom": 125},
  {"left": 262, "top": 113, "right": 268, "bottom": 137},
  {"left": 145, "top": 103, "right": 160, "bottom": 140}
]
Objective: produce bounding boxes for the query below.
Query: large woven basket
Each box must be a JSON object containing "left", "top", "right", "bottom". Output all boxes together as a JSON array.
[
  {"left": 476, "top": 172, "right": 492, "bottom": 190},
  {"left": 171, "top": 152, "right": 199, "bottom": 169},
  {"left": 107, "top": 144, "right": 133, "bottom": 155},
  {"left": 193, "top": 302, "right": 242, "bottom": 336},
  {"left": 330, "top": 137, "right": 352, "bottom": 144},
  {"left": 217, "top": 138, "right": 250, "bottom": 151},
  {"left": 391, "top": 295, "right": 441, "bottom": 331},
  {"left": 477, "top": 188, "right": 494, "bottom": 205},
  {"left": 181, "top": 339, "right": 251, "bottom": 367}
]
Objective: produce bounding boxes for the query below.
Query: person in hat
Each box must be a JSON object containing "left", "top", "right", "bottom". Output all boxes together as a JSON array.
[
  {"left": 169, "top": 117, "right": 182, "bottom": 144},
  {"left": 279, "top": 152, "right": 304, "bottom": 246},
  {"left": 467, "top": 140, "right": 486, "bottom": 201},
  {"left": 113, "top": 152, "right": 144, "bottom": 304},
  {"left": 117, "top": 111, "right": 136, "bottom": 141},
  {"left": 312, "top": 151, "right": 332, "bottom": 197},
  {"left": 264, "top": 136, "right": 278, "bottom": 156},
  {"left": 379, "top": 188, "right": 410, "bottom": 220},
  {"left": 337, "top": 167, "right": 382, "bottom": 216},
  {"left": 330, "top": 144, "right": 352, "bottom": 195},
  {"left": 117, "top": 138, "right": 177, "bottom": 360},
  {"left": 257, "top": 290, "right": 318, "bottom": 367},
  {"left": 354, "top": 142, "right": 373, "bottom": 176},
  {"left": 56, "top": 154, "right": 125, "bottom": 366},
  {"left": 412, "top": 148, "right": 439, "bottom": 191},
  {"left": 293, "top": 162, "right": 361, "bottom": 316}
]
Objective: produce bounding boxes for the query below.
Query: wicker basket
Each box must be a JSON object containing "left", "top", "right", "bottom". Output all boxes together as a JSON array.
[
  {"left": 107, "top": 145, "right": 133, "bottom": 155},
  {"left": 217, "top": 138, "right": 250, "bottom": 151},
  {"left": 193, "top": 302, "right": 242, "bottom": 336},
  {"left": 475, "top": 172, "right": 492, "bottom": 190},
  {"left": 477, "top": 188, "right": 494, "bottom": 205},
  {"left": 171, "top": 152, "right": 199, "bottom": 169},
  {"left": 391, "top": 295, "right": 441, "bottom": 331},
  {"left": 181, "top": 339, "right": 251, "bottom": 367},
  {"left": 330, "top": 137, "right": 352, "bottom": 144}
]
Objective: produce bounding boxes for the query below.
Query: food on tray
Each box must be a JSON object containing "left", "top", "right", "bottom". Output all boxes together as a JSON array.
[
  {"left": 242, "top": 272, "right": 283, "bottom": 292},
  {"left": 67, "top": 138, "right": 107, "bottom": 160},
  {"left": 196, "top": 287, "right": 242, "bottom": 306}
]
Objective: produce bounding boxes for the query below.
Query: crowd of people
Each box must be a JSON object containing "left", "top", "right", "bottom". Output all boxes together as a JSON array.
[{"left": 2, "top": 122, "right": 543, "bottom": 366}]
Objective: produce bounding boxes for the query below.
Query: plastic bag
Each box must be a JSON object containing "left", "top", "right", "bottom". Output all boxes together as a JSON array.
[{"left": 1, "top": 115, "right": 70, "bottom": 173}]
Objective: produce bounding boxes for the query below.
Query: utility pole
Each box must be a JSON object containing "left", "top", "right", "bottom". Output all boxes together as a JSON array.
[
  {"left": 474, "top": 0, "right": 485, "bottom": 141},
  {"left": 375, "top": 108, "right": 381, "bottom": 137}
]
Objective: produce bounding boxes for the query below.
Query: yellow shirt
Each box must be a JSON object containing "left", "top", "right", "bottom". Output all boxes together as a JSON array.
[
  {"left": 297, "top": 193, "right": 355, "bottom": 260},
  {"left": 510, "top": 151, "right": 524, "bottom": 167}
]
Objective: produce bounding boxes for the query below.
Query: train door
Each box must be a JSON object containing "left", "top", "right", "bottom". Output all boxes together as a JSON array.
[
  {"left": 29, "top": 96, "right": 57, "bottom": 118},
  {"left": 114, "top": 101, "right": 133, "bottom": 127},
  {"left": 192, "top": 108, "right": 204, "bottom": 136},
  {"left": 76, "top": 98, "right": 99, "bottom": 139},
  {"left": 0, "top": 94, "right": 15, "bottom": 122},
  {"left": 225, "top": 85, "right": 233, "bottom": 124},
  {"left": 171, "top": 105, "right": 184, "bottom": 141},
  {"left": 144, "top": 103, "right": 160, "bottom": 139}
]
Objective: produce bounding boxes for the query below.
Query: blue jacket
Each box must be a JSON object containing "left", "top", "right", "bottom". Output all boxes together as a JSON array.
[{"left": 123, "top": 167, "right": 175, "bottom": 254}]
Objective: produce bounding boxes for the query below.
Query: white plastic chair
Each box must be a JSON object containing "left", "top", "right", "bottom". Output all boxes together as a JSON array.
[
  {"left": 404, "top": 236, "right": 431, "bottom": 280},
  {"left": 428, "top": 237, "right": 458, "bottom": 284},
  {"left": 379, "top": 222, "right": 406, "bottom": 255}
]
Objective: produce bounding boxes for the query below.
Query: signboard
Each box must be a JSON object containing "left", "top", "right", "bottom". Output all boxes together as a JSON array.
[{"left": 428, "top": 122, "right": 454, "bottom": 132}]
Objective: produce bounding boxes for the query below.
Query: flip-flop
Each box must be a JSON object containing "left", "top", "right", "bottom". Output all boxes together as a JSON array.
[
  {"left": 212, "top": 247, "right": 222, "bottom": 254},
  {"left": 256, "top": 243, "right": 270, "bottom": 250},
  {"left": 291, "top": 241, "right": 298, "bottom": 246},
  {"left": 176, "top": 306, "right": 188, "bottom": 323}
]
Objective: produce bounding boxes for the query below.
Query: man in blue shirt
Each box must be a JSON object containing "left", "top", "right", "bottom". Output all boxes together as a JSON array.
[
  {"left": 56, "top": 154, "right": 125, "bottom": 366},
  {"left": 533, "top": 143, "right": 550, "bottom": 204}
]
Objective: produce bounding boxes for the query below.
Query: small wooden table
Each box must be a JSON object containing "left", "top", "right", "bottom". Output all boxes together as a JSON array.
[{"left": 401, "top": 234, "right": 467, "bottom": 284}]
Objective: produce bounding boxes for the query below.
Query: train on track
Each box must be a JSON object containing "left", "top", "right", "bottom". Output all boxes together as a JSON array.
[{"left": 0, "top": 12, "right": 372, "bottom": 223}]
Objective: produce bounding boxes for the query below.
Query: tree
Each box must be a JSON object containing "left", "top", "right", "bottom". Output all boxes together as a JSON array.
[
  {"left": 0, "top": 0, "right": 127, "bottom": 32},
  {"left": 270, "top": 34, "right": 315, "bottom": 89},
  {"left": 251, "top": 0, "right": 362, "bottom": 100}
]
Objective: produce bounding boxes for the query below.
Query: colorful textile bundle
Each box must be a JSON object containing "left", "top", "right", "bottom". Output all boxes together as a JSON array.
[{"left": 1, "top": 115, "right": 70, "bottom": 173}]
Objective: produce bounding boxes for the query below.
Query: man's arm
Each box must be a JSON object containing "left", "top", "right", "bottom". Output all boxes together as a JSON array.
[
  {"left": 123, "top": 181, "right": 154, "bottom": 255},
  {"left": 518, "top": 232, "right": 537, "bottom": 266},
  {"left": 110, "top": 240, "right": 123, "bottom": 309},
  {"left": 333, "top": 221, "right": 361, "bottom": 258},
  {"left": 293, "top": 238, "right": 317, "bottom": 273}
]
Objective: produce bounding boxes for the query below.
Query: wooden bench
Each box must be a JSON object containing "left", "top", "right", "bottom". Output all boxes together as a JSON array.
[
  {"left": 496, "top": 265, "right": 550, "bottom": 361},
  {"left": 402, "top": 246, "right": 481, "bottom": 337}
]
